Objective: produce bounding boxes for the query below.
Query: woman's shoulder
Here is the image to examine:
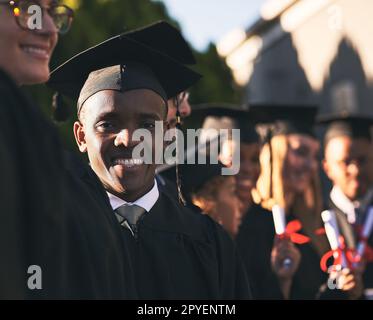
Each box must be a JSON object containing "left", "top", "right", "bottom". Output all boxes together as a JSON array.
[{"left": 0, "top": 69, "right": 18, "bottom": 91}]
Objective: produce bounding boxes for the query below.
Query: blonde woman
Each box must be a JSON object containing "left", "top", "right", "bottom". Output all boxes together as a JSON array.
[{"left": 236, "top": 105, "right": 363, "bottom": 299}]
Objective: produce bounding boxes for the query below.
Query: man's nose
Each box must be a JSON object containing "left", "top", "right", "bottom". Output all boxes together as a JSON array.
[
  {"left": 179, "top": 100, "right": 191, "bottom": 117},
  {"left": 347, "top": 161, "right": 361, "bottom": 176},
  {"left": 114, "top": 129, "right": 138, "bottom": 148}
]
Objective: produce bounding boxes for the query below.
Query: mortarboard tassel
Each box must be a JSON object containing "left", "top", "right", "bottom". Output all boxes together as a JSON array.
[
  {"left": 175, "top": 95, "right": 187, "bottom": 206},
  {"left": 52, "top": 92, "right": 71, "bottom": 122},
  {"left": 268, "top": 129, "right": 274, "bottom": 200}
]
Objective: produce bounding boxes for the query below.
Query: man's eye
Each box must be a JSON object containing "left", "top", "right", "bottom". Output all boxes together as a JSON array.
[
  {"left": 142, "top": 122, "right": 156, "bottom": 129},
  {"left": 96, "top": 122, "right": 115, "bottom": 131}
]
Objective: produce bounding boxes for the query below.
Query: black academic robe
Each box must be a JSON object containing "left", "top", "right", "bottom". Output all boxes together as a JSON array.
[
  {"left": 329, "top": 198, "right": 373, "bottom": 291},
  {"left": 119, "top": 190, "right": 252, "bottom": 299},
  {"left": 236, "top": 204, "right": 328, "bottom": 299},
  {"left": 0, "top": 69, "right": 134, "bottom": 299}
]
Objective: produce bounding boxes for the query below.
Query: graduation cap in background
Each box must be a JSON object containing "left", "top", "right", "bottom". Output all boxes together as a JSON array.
[
  {"left": 248, "top": 104, "right": 319, "bottom": 142},
  {"left": 181, "top": 160, "right": 225, "bottom": 200},
  {"left": 49, "top": 20, "right": 198, "bottom": 122},
  {"left": 247, "top": 104, "right": 319, "bottom": 199},
  {"left": 317, "top": 112, "right": 373, "bottom": 145},
  {"left": 185, "top": 103, "right": 259, "bottom": 144},
  {"left": 157, "top": 139, "right": 226, "bottom": 204}
]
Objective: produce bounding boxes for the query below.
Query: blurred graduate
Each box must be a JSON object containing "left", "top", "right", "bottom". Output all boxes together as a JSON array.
[
  {"left": 236, "top": 105, "right": 333, "bottom": 299},
  {"left": 321, "top": 113, "right": 373, "bottom": 299}
]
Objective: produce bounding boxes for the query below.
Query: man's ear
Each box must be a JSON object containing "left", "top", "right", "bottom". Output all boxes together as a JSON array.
[{"left": 73, "top": 121, "right": 88, "bottom": 153}]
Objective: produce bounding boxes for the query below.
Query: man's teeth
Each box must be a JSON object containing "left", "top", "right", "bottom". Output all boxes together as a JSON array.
[{"left": 113, "top": 159, "right": 144, "bottom": 166}]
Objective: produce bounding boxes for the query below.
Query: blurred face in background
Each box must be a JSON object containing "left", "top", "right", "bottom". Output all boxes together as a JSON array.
[
  {"left": 283, "top": 134, "right": 319, "bottom": 194},
  {"left": 236, "top": 142, "right": 260, "bottom": 204},
  {"left": 167, "top": 91, "right": 191, "bottom": 128},
  {"left": 0, "top": 0, "right": 59, "bottom": 85},
  {"left": 215, "top": 176, "right": 243, "bottom": 237},
  {"left": 193, "top": 176, "right": 243, "bottom": 238},
  {"left": 323, "top": 136, "right": 371, "bottom": 201}
]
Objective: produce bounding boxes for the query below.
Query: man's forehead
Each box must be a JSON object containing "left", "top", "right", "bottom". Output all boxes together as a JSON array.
[
  {"left": 85, "top": 90, "right": 165, "bottom": 118},
  {"left": 86, "top": 89, "right": 164, "bottom": 112},
  {"left": 326, "top": 136, "right": 370, "bottom": 157}
]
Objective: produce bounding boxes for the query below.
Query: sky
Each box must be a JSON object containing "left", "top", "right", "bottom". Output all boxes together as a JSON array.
[{"left": 157, "top": 0, "right": 266, "bottom": 51}]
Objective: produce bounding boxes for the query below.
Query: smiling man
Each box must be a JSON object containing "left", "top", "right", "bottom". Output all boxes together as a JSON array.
[{"left": 48, "top": 25, "right": 251, "bottom": 299}]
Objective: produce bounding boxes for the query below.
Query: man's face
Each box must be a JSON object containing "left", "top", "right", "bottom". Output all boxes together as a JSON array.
[
  {"left": 323, "top": 136, "right": 371, "bottom": 201},
  {"left": 0, "top": 0, "right": 58, "bottom": 85},
  {"left": 74, "top": 89, "right": 167, "bottom": 201}
]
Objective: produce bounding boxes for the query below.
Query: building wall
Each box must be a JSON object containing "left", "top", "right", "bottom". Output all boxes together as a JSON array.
[{"left": 245, "top": 0, "right": 373, "bottom": 116}]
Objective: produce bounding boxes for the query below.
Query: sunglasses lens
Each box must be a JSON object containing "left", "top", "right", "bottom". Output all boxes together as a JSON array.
[
  {"left": 50, "top": 5, "right": 73, "bottom": 34},
  {"left": 16, "top": 1, "right": 36, "bottom": 29},
  {"left": 14, "top": 1, "right": 73, "bottom": 34}
]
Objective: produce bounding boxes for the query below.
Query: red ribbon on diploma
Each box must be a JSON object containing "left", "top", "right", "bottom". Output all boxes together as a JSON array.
[
  {"left": 276, "top": 220, "right": 311, "bottom": 245},
  {"left": 320, "top": 236, "right": 360, "bottom": 272}
]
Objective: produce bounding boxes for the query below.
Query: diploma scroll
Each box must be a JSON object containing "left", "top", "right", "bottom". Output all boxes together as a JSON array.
[
  {"left": 272, "top": 204, "right": 292, "bottom": 268},
  {"left": 321, "top": 210, "right": 348, "bottom": 268}
]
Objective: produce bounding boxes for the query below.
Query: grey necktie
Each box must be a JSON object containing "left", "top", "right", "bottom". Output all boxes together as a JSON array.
[{"left": 115, "top": 204, "right": 146, "bottom": 236}]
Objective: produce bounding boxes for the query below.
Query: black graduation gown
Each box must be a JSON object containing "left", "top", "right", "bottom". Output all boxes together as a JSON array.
[
  {"left": 119, "top": 190, "right": 252, "bottom": 299},
  {"left": 236, "top": 204, "right": 327, "bottom": 299},
  {"left": 329, "top": 198, "right": 373, "bottom": 291},
  {"left": 0, "top": 69, "right": 134, "bottom": 299}
]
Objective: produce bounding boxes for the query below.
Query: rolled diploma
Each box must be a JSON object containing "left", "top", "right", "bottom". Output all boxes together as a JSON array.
[
  {"left": 321, "top": 210, "right": 347, "bottom": 268},
  {"left": 272, "top": 204, "right": 286, "bottom": 235},
  {"left": 356, "top": 206, "right": 373, "bottom": 257},
  {"left": 272, "top": 205, "right": 292, "bottom": 268}
]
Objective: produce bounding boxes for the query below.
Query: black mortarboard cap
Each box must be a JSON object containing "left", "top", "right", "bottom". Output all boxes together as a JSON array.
[
  {"left": 125, "top": 21, "right": 196, "bottom": 65},
  {"left": 48, "top": 32, "right": 201, "bottom": 117},
  {"left": 248, "top": 104, "right": 319, "bottom": 141},
  {"left": 182, "top": 160, "right": 225, "bottom": 197},
  {"left": 157, "top": 140, "right": 226, "bottom": 201},
  {"left": 187, "top": 103, "right": 259, "bottom": 144},
  {"left": 318, "top": 112, "right": 373, "bottom": 144}
]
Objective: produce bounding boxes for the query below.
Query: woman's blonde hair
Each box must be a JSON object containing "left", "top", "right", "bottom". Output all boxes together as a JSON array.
[{"left": 252, "top": 134, "right": 329, "bottom": 256}]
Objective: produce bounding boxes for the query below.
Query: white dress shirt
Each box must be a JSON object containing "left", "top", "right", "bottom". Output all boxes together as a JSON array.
[
  {"left": 107, "top": 179, "right": 159, "bottom": 213},
  {"left": 331, "top": 186, "right": 373, "bottom": 224}
]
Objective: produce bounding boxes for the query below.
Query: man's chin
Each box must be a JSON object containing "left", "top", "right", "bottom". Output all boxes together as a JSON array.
[{"left": 345, "top": 181, "right": 367, "bottom": 200}]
